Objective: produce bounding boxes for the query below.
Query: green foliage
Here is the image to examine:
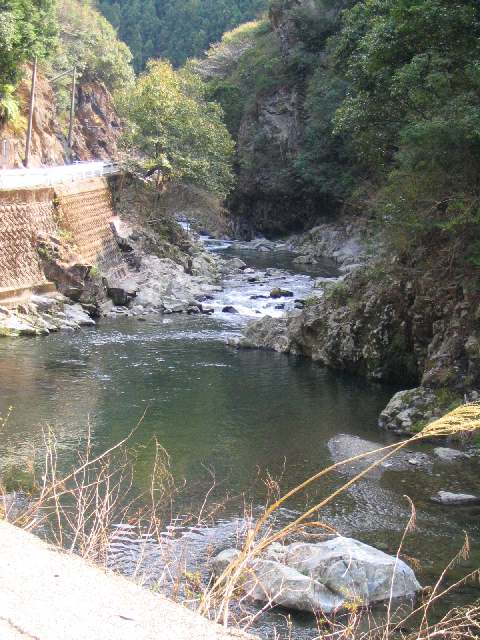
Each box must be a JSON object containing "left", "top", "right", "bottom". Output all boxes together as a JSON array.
[
  {"left": 0, "top": 0, "right": 57, "bottom": 121},
  {"left": 333, "top": 0, "right": 480, "bottom": 239},
  {"left": 0, "top": 83, "right": 21, "bottom": 124},
  {"left": 97, "top": 0, "right": 267, "bottom": 71},
  {"left": 56, "top": 0, "right": 134, "bottom": 93},
  {"left": 120, "top": 60, "right": 235, "bottom": 198}
]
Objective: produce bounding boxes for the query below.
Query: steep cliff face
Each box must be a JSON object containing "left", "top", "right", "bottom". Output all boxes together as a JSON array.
[
  {"left": 231, "top": 86, "right": 313, "bottom": 236},
  {"left": 226, "top": 0, "right": 322, "bottom": 237},
  {"left": 72, "top": 81, "right": 122, "bottom": 161},
  {"left": 0, "top": 66, "right": 121, "bottom": 168}
]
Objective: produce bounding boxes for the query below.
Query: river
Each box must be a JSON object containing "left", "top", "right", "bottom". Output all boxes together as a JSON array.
[{"left": 0, "top": 236, "right": 478, "bottom": 637}]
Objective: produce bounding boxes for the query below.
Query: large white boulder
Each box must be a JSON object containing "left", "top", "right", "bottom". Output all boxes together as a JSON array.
[{"left": 212, "top": 537, "right": 421, "bottom": 614}]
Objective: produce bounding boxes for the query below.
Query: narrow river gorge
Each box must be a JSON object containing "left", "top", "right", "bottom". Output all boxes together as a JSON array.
[{"left": 0, "top": 236, "right": 478, "bottom": 638}]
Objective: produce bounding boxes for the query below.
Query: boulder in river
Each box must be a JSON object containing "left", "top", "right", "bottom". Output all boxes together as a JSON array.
[
  {"left": 431, "top": 491, "right": 480, "bottom": 505},
  {"left": 225, "top": 258, "right": 247, "bottom": 271},
  {"left": 293, "top": 254, "right": 317, "bottom": 266},
  {"left": 222, "top": 306, "right": 239, "bottom": 314},
  {"left": 270, "top": 288, "right": 294, "bottom": 299},
  {"left": 64, "top": 304, "right": 96, "bottom": 327},
  {"left": 212, "top": 537, "right": 421, "bottom": 615},
  {"left": 433, "top": 447, "right": 468, "bottom": 463}
]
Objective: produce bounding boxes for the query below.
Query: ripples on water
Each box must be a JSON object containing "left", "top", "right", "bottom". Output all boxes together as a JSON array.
[{"left": 0, "top": 237, "right": 479, "bottom": 637}]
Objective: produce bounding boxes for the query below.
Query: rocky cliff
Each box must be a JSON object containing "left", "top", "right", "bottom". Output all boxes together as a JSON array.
[
  {"left": 215, "top": 0, "right": 347, "bottom": 237},
  {"left": 0, "top": 65, "right": 121, "bottom": 168}
]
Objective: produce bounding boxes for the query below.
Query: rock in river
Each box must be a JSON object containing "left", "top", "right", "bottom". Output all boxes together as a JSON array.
[
  {"left": 212, "top": 537, "right": 421, "bottom": 615},
  {"left": 431, "top": 491, "right": 480, "bottom": 505},
  {"left": 433, "top": 447, "right": 468, "bottom": 463},
  {"left": 270, "top": 288, "right": 294, "bottom": 299}
]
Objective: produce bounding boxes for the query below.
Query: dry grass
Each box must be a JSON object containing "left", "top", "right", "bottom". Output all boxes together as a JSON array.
[{"left": 200, "top": 404, "right": 480, "bottom": 637}]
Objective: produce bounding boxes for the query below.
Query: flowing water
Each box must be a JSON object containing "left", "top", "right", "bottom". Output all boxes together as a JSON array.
[{"left": 0, "top": 235, "right": 478, "bottom": 637}]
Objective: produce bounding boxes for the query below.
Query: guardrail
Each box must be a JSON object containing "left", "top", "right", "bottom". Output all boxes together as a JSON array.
[{"left": 0, "top": 161, "right": 120, "bottom": 190}]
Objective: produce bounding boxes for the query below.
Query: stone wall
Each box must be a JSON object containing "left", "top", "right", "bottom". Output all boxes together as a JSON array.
[
  {"left": 0, "top": 187, "right": 57, "bottom": 292},
  {"left": 56, "top": 178, "right": 126, "bottom": 281},
  {"left": 0, "top": 177, "right": 125, "bottom": 299}
]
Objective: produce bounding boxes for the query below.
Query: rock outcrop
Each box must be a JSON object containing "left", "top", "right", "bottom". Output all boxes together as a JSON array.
[{"left": 233, "top": 227, "right": 480, "bottom": 434}]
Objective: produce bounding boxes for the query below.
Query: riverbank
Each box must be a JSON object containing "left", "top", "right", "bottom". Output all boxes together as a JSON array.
[
  {"left": 231, "top": 216, "right": 480, "bottom": 442},
  {"left": 1, "top": 229, "right": 479, "bottom": 638},
  {"left": 0, "top": 178, "right": 225, "bottom": 337}
]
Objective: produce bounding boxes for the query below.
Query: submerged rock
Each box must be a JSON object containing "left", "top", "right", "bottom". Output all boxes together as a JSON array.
[
  {"left": 212, "top": 537, "right": 421, "bottom": 615},
  {"left": 431, "top": 491, "right": 480, "bottom": 505},
  {"left": 293, "top": 254, "right": 317, "bottom": 266},
  {"left": 434, "top": 447, "right": 468, "bottom": 463}
]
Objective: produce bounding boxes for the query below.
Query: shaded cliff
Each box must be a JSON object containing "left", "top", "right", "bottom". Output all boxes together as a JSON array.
[{"left": 201, "top": 0, "right": 352, "bottom": 237}]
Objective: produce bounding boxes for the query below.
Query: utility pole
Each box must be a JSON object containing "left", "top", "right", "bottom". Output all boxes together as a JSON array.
[
  {"left": 67, "top": 66, "right": 76, "bottom": 158},
  {"left": 24, "top": 57, "right": 37, "bottom": 168}
]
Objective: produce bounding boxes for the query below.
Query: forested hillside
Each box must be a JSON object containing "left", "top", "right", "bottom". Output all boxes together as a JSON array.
[{"left": 97, "top": 0, "right": 267, "bottom": 70}]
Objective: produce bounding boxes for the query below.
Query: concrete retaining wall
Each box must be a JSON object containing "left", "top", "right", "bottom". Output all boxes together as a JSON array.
[
  {"left": 0, "top": 187, "right": 57, "bottom": 292},
  {"left": 0, "top": 177, "right": 125, "bottom": 300}
]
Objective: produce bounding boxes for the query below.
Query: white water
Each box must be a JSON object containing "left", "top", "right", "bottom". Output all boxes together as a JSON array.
[{"left": 200, "top": 235, "right": 337, "bottom": 322}]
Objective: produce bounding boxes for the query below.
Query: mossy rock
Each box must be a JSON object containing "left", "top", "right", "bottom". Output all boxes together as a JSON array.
[{"left": 270, "top": 288, "right": 294, "bottom": 299}]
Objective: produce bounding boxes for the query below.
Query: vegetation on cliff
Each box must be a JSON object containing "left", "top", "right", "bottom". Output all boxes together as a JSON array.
[
  {"left": 0, "top": 0, "right": 133, "bottom": 131},
  {"left": 0, "top": 0, "right": 57, "bottom": 122}
]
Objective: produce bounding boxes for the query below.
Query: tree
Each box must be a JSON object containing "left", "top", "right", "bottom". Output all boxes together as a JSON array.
[
  {"left": 0, "top": 0, "right": 57, "bottom": 120},
  {"left": 332, "top": 0, "right": 480, "bottom": 235},
  {"left": 121, "top": 60, "right": 235, "bottom": 198},
  {"left": 57, "top": 0, "right": 134, "bottom": 93}
]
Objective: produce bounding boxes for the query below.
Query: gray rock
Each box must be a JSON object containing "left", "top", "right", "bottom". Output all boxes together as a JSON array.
[
  {"left": 293, "top": 255, "right": 317, "bottom": 266},
  {"left": 434, "top": 447, "right": 468, "bottom": 463},
  {"left": 246, "top": 559, "right": 344, "bottom": 614},
  {"left": 222, "top": 306, "right": 239, "bottom": 314},
  {"left": 212, "top": 537, "right": 421, "bottom": 614},
  {"left": 64, "top": 304, "right": 96, "bottom": 327},
  {"left": 222, "top": 257, "right": 247, "bottom": 272},
  {"left": 211, "top": 548, "right": 241, "bottom": 575},
  {"left": 378, "top": 387, "right": 438, "bottom": 434},
  {"left": 107, "top": 287, "right": 135, "bottom": 307},
  {"left": 0, "top": 314, "right": 39, "bottom": 336},
  {"left": 234, "top": 316, "right": 290, "bottom": 353},
  {"left": 431, "top": 491, "right": 480, "bottom": 505},
  {"left": 270, "top": 288, "right": 294, "bottom": 299}
]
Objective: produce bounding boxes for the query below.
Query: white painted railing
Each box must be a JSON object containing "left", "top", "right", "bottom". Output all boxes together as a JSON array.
[{"left": 0, "top": 161, "right": 120, "bottom": 190}]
